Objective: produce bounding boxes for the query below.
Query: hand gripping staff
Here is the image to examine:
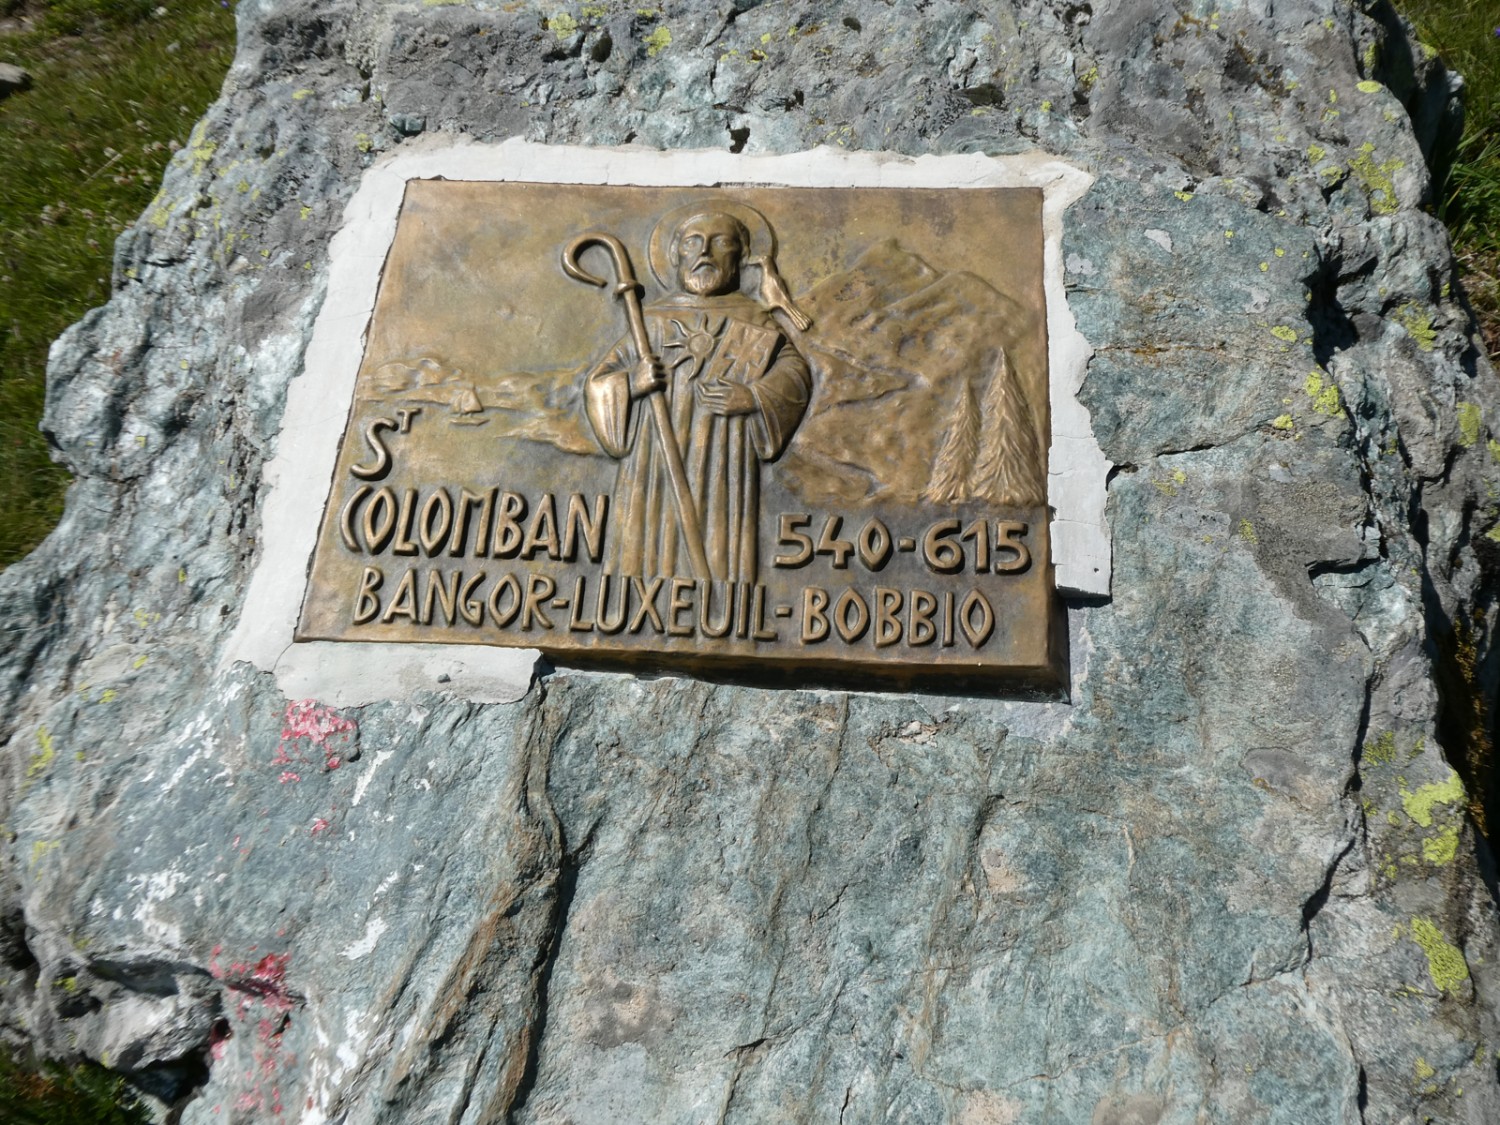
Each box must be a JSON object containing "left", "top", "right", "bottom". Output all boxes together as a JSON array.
[{"left": 563, "top": 232, "right": 712, "bottom": 582}]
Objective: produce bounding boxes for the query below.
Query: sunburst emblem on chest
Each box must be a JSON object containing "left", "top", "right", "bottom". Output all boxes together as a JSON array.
[{"left": 659, "top": 313, "right": 725, "bottom": 378}]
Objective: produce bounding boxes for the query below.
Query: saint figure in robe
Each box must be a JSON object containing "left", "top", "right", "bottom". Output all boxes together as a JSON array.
[{"left": 583, "top": 207, "right": 811, "bottom": 583}]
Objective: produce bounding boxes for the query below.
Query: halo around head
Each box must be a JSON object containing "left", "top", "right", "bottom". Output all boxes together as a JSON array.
[{"left": 647, "top": 199, "right": 776, "bottom": 290}]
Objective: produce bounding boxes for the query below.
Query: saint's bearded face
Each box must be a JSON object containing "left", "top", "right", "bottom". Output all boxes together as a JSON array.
[{"left": 674, "top": 214, "right": 744, "bottom": 296}]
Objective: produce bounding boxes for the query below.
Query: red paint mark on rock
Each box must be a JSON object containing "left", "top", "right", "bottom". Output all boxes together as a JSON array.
[
  {"left": 212, "top": 948, "right": 299, "bottom": 1117},
  {"left": 276, "top": 700, "right": 357, "bottom": 772},
  {"left": 209, "top": 1019, "right": 232, "bottom": 1062},
  {"left": 310, "top": 817, "right": 331, "bottom": 837}
]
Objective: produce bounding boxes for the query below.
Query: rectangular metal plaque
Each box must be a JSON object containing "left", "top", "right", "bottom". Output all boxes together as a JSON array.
[{"left": 297, "top": 181, "right": 1062, "bottom": 689}]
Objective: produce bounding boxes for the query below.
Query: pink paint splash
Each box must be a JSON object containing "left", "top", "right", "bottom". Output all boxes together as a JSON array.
[
  {"left": 212, "top": 950, "right": 295, "bottom": 1014},
  {"left": 273, "top": 700, "right": 356, "bottom": 772},
  {"left": 309, "top": 818, "right": 331, "bottom": 837},
  {"left": 210, "top": 947, "right": 298, "bottom": 1117},
  {"left": 209, "top": 1019, "right": 232, "bottom": 1062}
]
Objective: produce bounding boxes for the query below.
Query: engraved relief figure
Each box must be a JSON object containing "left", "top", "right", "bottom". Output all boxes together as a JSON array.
[{"left": 579, "top": 202, "right": 812, "bottom": 583}]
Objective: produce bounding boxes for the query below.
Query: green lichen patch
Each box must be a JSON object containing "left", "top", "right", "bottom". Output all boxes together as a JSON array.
[
  {"left": 1423, "top": 823, "right": 1461, "bottom": 864},
  {"left": 1348, "top": 141, "right": 1404, "bottom": 215},
  {"left": 27, "top": 727, "right": 55, "bottom": 780},
  {"left": 1303, "top": 370, "right": 1341, "bottom": 416},
  {"left": 1394, "top": 302, "right": 1438, "bottom": 351},
  {"left": 1456, "top": 402, "right": 1483, "bottom": 448},
  {"left": 645, "top": 25, "right": 672, "bottom": 56},
  {"left": 186, "top": 121, "right": 217, "bottom": 177},
  {"left": 1400, "top": 770, "right": 1465, "bottom": 828},
  {"left": 548, "top": 12, "right": 579, "bottom": 40},
  {"left": 1365, "top": 729, "right": 1398, "bottom": 766},
  {"left": 1410, "top": 915, "right": 1470, "bottom": 993}
]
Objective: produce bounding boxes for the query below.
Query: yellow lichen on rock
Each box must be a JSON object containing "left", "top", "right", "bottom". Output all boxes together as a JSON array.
[{"left": 1409, "top": 916, "right": 1469, "bottom": 994}]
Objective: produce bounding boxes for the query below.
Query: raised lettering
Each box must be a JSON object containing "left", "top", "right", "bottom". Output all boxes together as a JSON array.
[
  {"left": 567, "top": 577, "right": 594, "bottom": 632},
  {"left": 447, "top": 489, "right": 490, "bottom": 558},
  {"left": 628, "top": 577, "right": 665, "bottom": 634},
  {"left": 834, "top": 588, "right": 869, "bottom": 644},
  {"left": 961, "top": 519, "right": 990, "bottom": 572},
  {"left": 522, "top": 493, "right": 560, "bottom": 559},
  {"left": 352, "top": 566, "right": 383, "bottom": 624},
  {"left": 668, "top": 577, "right": 695, "bottom": 636},
  {"left": 994, "top": 521, "right": 1031, "bottom": 573},
  {"left": 422, "top": 568, "right": 460, "bottom": 626},
  {"left": 873, "top": 587, "right": 902, "bottom": 648},
  {"left": 492, "top": 492, "right": 527, "bottom": 558},
  {"left": 801, "top": 587, "right": 829, "bottom": 643},
  {"left": 801, "top": 587, "right": 830, "bottom": 643},
  {"left": 459, "top": 571, "right": 486, "bottom": 625},
  {"left": 908, "top": 589, "right": 937, "bottom": 646},
  {"left": 594, "top": 574, "right": 628, "bottom": 634},
  {"left": 392, "top": 488, "right": 419, "bottom": 556},
  {"left": 521, "top": 573, "right": 556, "bottom": 630},
  {"left": 815, "top": 516, "right": 855, "bottom": 568},
  {"left": 751, "top": 585, "right": 777, "bottom": 641},
  {"left": 488, "top": 573, "right": 521, "bottom": 627},
  {"left": 381, "top": 569, "right": 418, "bottom": 623},
  {"left": 362, "top": 487, "right": 397, "bottom": 555},
  {"left": 698, "top": 580, "right": 733, "bottom": 638},
  {"left": 419, "top": 489, "right": 453, "bottom": 556},
  {"left": 959, "top": 590, "right": 995, "bottom": 648},
  {"left": 857, "top": 518, "right": 892, "bottom": 571},
  {"left": 734, "top": 581, "right": 751, "bottom": 638},
  {"left": 340, "top": 485, "right": 371, "bottom": 552},
  {"left": 350, "top": 417, "right": 396, "bottom": 480},
  {"left": 922, "top": 519, "right": 964, "bottom": 573},
  {"left": 774, "top": 514, "right": 814, "bottom": 567},
  {"left": 562, "top": 494, "right": 608, "bottom": 562}
]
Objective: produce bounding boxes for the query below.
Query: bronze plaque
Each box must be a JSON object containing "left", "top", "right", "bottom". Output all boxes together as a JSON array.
[{"left": 297, "top": 182, "right": 1062, "bottom": 690}]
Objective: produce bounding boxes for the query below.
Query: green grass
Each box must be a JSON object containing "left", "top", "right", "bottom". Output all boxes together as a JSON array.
[
  {"left": 0, "top": 1047, "right": 151, "bottom": 1124},
  {"left": 1396, "top": 1, "right": 1500, "bottom": 357},
  {"left": 0, "top": 0, "right": 236, "bottom": 565}
]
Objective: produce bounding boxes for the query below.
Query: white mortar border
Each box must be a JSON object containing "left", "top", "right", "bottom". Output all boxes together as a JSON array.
[{"left": 225, "top": 138, "right": 1107, "bottom": 706}]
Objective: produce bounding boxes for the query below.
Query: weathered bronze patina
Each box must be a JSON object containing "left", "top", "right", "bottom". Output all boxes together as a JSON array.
[{"left": 298, "top": 182, "right": 1062, "bottom": 689}]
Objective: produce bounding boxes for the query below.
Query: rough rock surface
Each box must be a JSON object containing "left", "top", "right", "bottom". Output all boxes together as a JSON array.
[{"left": 3, "top": 1, "right": 1500, "bottom": 1122}]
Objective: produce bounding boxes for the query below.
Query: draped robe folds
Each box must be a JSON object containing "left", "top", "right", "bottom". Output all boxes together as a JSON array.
[{"left": 583, "top": 292, "right": 811, "bottom": 583}]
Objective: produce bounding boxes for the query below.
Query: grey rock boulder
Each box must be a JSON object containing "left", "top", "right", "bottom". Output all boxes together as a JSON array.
[{"left": 2, "top": 1, "right": 1499, "bottom": 1123}]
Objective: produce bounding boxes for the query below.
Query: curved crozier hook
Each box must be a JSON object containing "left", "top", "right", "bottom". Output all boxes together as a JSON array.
[{"left": 562, "top": 231, "right": 639, "bottom": 289}]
